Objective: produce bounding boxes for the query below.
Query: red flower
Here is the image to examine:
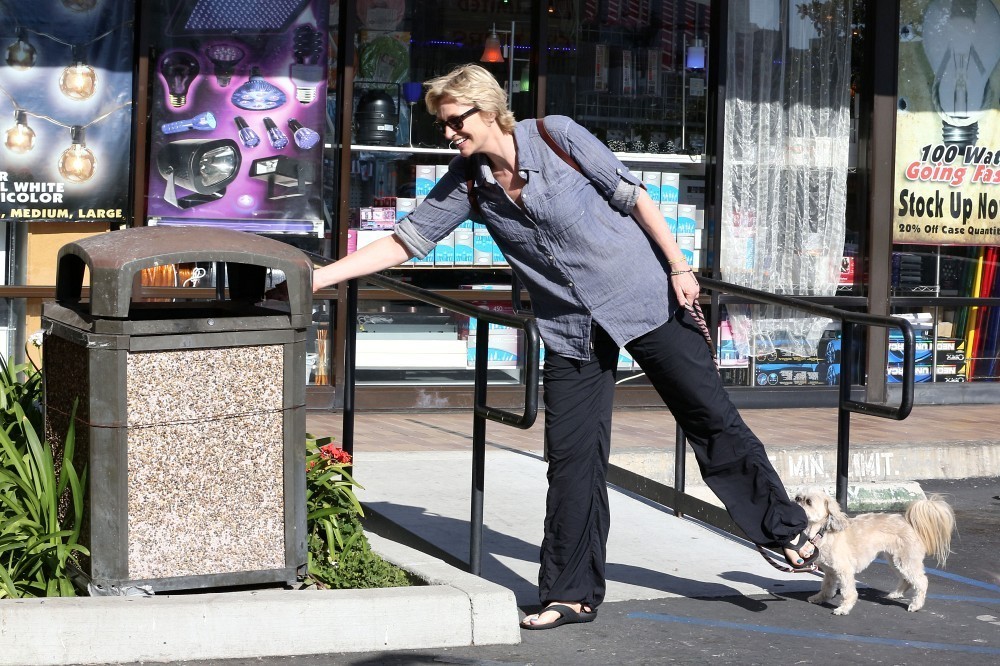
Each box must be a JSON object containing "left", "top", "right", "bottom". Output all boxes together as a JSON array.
[{"left": 318, "top": 443, "right": 351, "bottom": 465}]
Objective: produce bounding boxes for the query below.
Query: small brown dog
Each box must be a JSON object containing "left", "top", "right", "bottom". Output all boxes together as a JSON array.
[{"left": 794, "top": 488, "right": 955, "bottom": 616}]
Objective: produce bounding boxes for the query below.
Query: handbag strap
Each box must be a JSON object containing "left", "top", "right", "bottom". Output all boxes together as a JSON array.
[{"left": 535, "top": 118, "right": 582, "bottom": 174}]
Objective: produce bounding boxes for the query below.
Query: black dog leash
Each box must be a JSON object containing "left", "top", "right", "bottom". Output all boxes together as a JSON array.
[{"left": 681, "top": 296, "right": 823, "bottom": 574}]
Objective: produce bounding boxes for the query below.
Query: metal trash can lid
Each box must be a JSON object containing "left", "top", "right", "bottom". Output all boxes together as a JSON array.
[{"left": 55, "top": 226, "right": 313, "bottom": 320}]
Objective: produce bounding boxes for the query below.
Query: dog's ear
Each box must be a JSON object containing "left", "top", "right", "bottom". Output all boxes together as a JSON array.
[{"left": 824, "top": 494, "right": 850, "bottom": 532}]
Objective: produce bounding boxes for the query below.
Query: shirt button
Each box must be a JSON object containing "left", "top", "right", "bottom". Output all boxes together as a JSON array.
[
  {"left": 567, "top": 282, "right": 574, "bottom": 287},
  {"left": 547, "top": 254, "right": 554, "bottom": 260}
]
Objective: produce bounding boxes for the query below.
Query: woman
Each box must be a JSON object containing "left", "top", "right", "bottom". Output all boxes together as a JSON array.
[{"left": 313, "top": 64, "right": 816, "bottom": 630}]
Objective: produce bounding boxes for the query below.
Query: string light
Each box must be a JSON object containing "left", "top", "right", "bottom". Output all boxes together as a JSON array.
[
  {"left": 6, "top": 28, "right": 37, "bottom": 70},
  {"left": 0, "top": 82, "right": 131, "bottom": 183},
  {"left": 58, "top": 125, "right": 96, "bottom": 182},
  {"left": 2, "top": 17, "right": 132, "bottom": 101},
  {"left": 4, "top": 110, "right": 35, "bottom": 153},
  {"left": 59, "top": 45, "right": 98, "bottom": 101}
]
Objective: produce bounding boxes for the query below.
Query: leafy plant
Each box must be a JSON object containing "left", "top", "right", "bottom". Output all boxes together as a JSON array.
[
  {"left": 304, "top": 435, "right": 410, "bottom": 589},
  {"left": 0, "top": 358, "right": 88, "bottom": 598}
]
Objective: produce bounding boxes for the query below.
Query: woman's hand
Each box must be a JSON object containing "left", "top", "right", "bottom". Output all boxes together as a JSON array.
[{"left": 670, "top": 266, "right": 700, "bottom": 308}]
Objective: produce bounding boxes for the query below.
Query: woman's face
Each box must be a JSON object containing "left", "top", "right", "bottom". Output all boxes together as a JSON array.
[{"left": 434, "top": 98, "right": 490, "bottom": 155}]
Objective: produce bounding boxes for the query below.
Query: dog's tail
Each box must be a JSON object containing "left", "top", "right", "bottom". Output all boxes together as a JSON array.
[{"left": 905, "top": 494, "right": 956, "bottom": 567}]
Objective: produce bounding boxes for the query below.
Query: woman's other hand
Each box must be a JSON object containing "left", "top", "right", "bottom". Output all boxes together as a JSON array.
[{"left": 670, "top": 265, "right": 700, "bottom": 307}]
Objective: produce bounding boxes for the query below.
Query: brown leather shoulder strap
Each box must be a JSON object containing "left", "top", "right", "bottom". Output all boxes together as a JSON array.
[{"left": 536, "top": 118, "right": 582, "bottom": 174}]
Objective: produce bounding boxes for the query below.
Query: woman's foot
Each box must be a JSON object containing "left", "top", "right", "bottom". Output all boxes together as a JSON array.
[
  {"left": 520, "top": 602, "right": 597, "bottom": 630},
  {"left": 782, "top": 531, "right": 819, "bottom": 569}
]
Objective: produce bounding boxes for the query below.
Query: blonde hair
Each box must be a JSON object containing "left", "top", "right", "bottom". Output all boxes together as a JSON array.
[{"left": 424, "top": 64, "right": 517, "bottom": 133}]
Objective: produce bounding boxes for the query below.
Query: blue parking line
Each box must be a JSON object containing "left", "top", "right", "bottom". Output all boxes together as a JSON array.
[
  {"left": 926, "top": 566, "right": 1000, "bottom": 594},
  {"left": 628, "top": 612, "right": 1000, "bottom": 656},
  {"left": 929, "top": 594, "right": 1000, "bottom": 603}
]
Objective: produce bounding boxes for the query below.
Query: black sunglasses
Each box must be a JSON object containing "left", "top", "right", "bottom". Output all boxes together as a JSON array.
[{"left": 433, "top": 107, "right": 480, "bottom": 134}]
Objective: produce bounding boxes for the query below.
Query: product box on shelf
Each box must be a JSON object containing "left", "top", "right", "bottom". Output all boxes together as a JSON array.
[
  {"left": 660, "top": 204, "right": 678, "bottom": 235},
  {"left": 415, "top": 165, "right": 436, "bottom": 196},
  {"left": 887, "top": 363, "right": 967, "bottom": 382},
  {"left": 753, "top": 362, "right": 827, "bottom": 387},
  {"left": 435, "top": 164, "right": 450, "bottom": 182},
  {"left": 661, "top": 172, "right": 680, "bottom": 204},
  {"left": 720, "top": 366, "right": 752, "bottom": 386},
  {"left": 434, "top": 232, "right": 455, "bottom": 266},
  {"left": 642, "top": 171, "right": 662, "bottom": 203},
  {"left": 466, "top": 333, "right": 519, "bottom": 367},
  {"left": 473, "top": 225, "right": 493, "bottom": 265},
  {"left": 359, "top": 206, "right": 396, "bottom": 230},
  {"left": 396, "top": 197, "right": 416, "bottom": 221},
  {"left": 454, "top": 228, "right": 474, "bottom": 265},
  {"left": 718, "top": 320, "right": 748, "bottom": 367},
  {"left": 887, "top": 337, "right": 966, "bottom": 364}
]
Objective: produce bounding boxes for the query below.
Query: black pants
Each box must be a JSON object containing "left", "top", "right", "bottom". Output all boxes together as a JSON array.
[{"left": 538, "top": 309, "right": 808, "bottom": 608}]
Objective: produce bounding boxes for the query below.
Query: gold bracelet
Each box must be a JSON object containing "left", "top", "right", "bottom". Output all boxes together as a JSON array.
[
  {"left": 668, "top": 257, "right": 687, "bottom": 265},
  {"left": 670, "top": 269, "right": 694, "bottom": 276}
]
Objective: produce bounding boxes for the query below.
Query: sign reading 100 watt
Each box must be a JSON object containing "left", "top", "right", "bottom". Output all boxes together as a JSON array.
[{"left": 894, "top": 0, "right": 1000, "bottom": 245}]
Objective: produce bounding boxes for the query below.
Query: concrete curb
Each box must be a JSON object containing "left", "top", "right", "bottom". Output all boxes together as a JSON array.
[{"left": 0, "top": 534, "right": 519, "bottom": 666}]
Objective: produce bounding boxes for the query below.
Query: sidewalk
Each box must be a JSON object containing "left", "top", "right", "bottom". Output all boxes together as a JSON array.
[{"left": 307, "top": 403, "right": 1000, "bottom": 493}]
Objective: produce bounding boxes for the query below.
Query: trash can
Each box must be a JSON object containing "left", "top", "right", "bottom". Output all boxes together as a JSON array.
[{"left": 42, "top": 226, "right": 313, "bottom": 593}]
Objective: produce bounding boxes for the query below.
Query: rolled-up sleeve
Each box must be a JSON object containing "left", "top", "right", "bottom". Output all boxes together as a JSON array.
[
  {"left": 541, "top": 116, "right": 644, "bottom": 214},
  {"left": 393, "top": 157, "right": 473, "bottom": 258}
]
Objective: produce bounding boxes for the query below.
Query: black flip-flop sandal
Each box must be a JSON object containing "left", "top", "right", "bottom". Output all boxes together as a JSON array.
[
  {"left": 520, "top": 604, "right": 597, "bottom": 631},
  {"left": 781, "top": 531, "right": 821, "bottom": 570}
]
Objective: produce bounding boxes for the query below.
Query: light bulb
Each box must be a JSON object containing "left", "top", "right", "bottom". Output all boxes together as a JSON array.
[
  {"left": 234, "top": 116, "right": 260, "bottom": 148},
  {"left": 481, "top": 24, "right": 504, "bottom": 63},
  {"left": 58, "top": 126, "right": 96, "bottom": 183},
  {"left": 231, "top": 66, "right": 287, "bottom": 111},
  {"left": 5, "top": 110, "right": 36, "bottom": 154},
  {"left": 161, "top": 111, "right": 217, "bottom": 135},
  {"left": 205, "top": 43, "right": 245, "bottom": 87},
  {"left": 6, "top": 29, "right": 37, "bottom": 70},
  {"left": 921, "top": 0, "right": 1000, "bottom": 149},
  {"left": 288, "top": 118, "right": 320, "bottom": 149},
  {"left": 289, "top": 24, "right": 324, "bottom": 103},
  {"left": 262, "top": 117, "right": 288, "bottom": 149},
  {"left": 160, "top": 51, "right": 201, "bottom": 108},
  {"left": 520, "top": 67, "right": 530, "bottom": 93},
  {"left": 60, "top": 48, "right": 97, "bottom": 101}
]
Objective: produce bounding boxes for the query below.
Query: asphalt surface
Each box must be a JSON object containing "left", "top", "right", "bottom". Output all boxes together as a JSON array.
[{"left": 125, "top": 476, "right": 1000, "bottom": 666}]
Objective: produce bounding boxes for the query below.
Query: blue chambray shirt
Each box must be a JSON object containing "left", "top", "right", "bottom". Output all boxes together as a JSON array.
[{"left": 394, "top": 115, "right": 678, "bottom": 360}]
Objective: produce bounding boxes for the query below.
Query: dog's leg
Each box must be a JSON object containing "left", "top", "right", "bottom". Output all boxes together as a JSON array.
[
  {"left": 885, "top": 557, "right": 911, "bottom": 600},
  {"left": 896, "top": 555, "right": 928, "bottom": 612},
  {"left": 832, "top": 570, "right": 858, "bottom": 616},
  {"left": 808, "top": 568, "right": 838, "bottom": 606}
]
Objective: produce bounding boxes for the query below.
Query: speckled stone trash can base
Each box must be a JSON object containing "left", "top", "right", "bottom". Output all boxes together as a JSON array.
[{"left": 125, "top": 346, "right": 286, "bottom": 580}]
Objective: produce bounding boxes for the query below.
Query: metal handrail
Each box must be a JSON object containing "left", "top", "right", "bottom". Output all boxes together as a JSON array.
[
  {"left": 309, "top": 255, "right": 540, "bottom": 576},
  {"left": 671, "top": 276, "right": 915, "bottom": 513}
]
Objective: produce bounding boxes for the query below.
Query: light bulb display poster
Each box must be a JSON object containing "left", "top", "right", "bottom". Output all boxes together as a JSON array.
[
  {"left": 895, "top": 0, "right": 1000, "bottom": 245},
  {"left": 0, "top": 0, "right": 134, "bottom": 222},
  {"left": 144, "top": 0, "right": 328, "bottom": 233}
]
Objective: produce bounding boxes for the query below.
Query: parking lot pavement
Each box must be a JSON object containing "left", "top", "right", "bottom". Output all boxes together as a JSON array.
[{"left": 166, "top": 477, "right": 1000, "bottom": 666}]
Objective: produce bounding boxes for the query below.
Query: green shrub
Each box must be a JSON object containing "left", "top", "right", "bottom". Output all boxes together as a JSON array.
[
  {"left": 0, "top": 358, "right": 88, "bottom": 598},
  {"left": 304, "top": 435, "right": 411, "bottom": 589}
]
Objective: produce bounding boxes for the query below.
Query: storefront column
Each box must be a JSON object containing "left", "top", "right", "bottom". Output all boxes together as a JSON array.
[{"left": 864, "top": 0, "right": 901, "bottom": 404}]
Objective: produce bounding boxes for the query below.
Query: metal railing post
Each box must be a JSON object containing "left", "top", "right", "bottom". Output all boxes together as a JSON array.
[
  {"left": 836, "top": 321, "right": 854, "bottom": 510},
  {"left": 342, "top": 278, "right": 357, "bottom": 457},
  {"left": 470, "top": 319, "right": 489, "bottom": 575}
]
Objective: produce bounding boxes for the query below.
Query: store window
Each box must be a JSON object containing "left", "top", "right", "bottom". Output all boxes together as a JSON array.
[
  {"left": 891, "top": 0, "right": 1000, "bottom": 385},
  {"left": 340, "top": 1, "right": 713, "bottom": 388},
  {"left": 717, "top": 0, "right": 859, "bottom": 390}
]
